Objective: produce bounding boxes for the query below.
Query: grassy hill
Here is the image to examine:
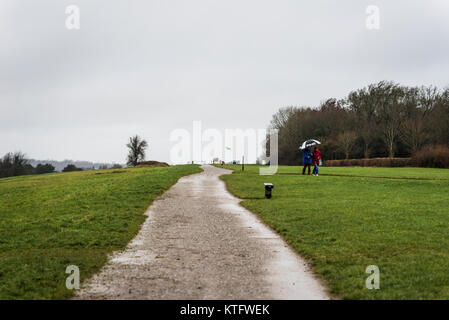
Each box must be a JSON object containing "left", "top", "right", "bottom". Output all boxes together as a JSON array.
[{"left": 0, "top": 165, "right": 201, "bottom": 299}]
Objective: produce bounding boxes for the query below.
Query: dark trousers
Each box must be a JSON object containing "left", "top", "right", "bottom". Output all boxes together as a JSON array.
[{"left": 302, "top": 164, "right": 311, "bottom": 175}]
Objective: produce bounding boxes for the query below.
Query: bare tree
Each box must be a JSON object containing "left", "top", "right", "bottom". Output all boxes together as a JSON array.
[
  {"left": 370, "top": 82, "right": 406, "bottom": 158},
  {"left": 431, "top": 89, "right": 449, "bottom": 144},
  {"left": 126, "top": 135, "right": 148, "bottom": 167},
  {"left": 401, "top": 86, "right": 438, "bottom": 153},
  {"left": 347, "top": 87, "right": 379, "bottom": 158},
  {"left": 338, "top": 131, "right": 357, "bottom": 159},
  {"left": 269, "top": 106, "right": 296, "bottom": 130}
]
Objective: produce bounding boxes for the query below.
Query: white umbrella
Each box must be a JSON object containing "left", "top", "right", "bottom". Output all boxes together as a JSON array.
[{"left": 299, "top": 139, "right": 321, "bottom": 150}]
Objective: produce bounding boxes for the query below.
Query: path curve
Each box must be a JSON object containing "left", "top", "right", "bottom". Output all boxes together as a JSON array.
[{"left": 75, "top": 165, "right": 329, "bottom": 300}]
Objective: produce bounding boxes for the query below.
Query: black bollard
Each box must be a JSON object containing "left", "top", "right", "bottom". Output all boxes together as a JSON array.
[{"left": 264, "top": 183, "right": 274, "bottom": 199}]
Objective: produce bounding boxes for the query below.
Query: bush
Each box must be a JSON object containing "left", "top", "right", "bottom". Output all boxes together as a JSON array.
[
  {"left": 410, "top": 145, "right": 449, "bottom": 168},
  {"left": 324, "top": 158, "right": 411, "bottom": 167},
  {"left": 35, "top": 163, "right": 55, "bottom": 174},
  {"left": 62, "top": 164, "right": 83, "bottom": 172}
]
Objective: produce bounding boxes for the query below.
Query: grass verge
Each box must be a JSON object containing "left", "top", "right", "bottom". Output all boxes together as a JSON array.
[{"left": 218, "top": 164, "right": 449, "bottom": 299}]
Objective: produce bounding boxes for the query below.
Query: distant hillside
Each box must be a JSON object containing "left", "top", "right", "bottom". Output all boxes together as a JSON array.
[{"left": 28, "top": 159, "right": 124, "bottom": 172}]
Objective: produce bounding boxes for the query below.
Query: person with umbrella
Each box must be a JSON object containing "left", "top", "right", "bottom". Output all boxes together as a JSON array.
[
  {"left": 300, "top": 139, "right": 320, "bottom": 176},
  {"left": 312, "top": 145, "right": 322, "bottom": 176},
  {"left": 302, "top": 147, "right": 313, "bottom": 175}
]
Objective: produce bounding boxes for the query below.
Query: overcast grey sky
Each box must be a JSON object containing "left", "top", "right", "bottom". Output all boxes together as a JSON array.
[{"left": 1, "top": 1, "right": 449, "bottom": 164}]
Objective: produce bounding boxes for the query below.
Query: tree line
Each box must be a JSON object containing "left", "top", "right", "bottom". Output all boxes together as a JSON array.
[
  {"left": 0, "top": 152, "right": 105, "bottom": 178},
  {"left": 0, "top": 135, "right": 146, "bottom": 179},
  {"left": 0, "top": 152, "right": 56, "bottom": 178},
  {"left": 268, "top": 81, "right": 449, "bottom": 165}
]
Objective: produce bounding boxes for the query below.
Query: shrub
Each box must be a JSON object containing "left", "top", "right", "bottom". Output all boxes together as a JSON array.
[
  {"left": 35, "top": 163, "right": 55, "bottom": 174},
  {"left": 62, "top": 164, "right": 83, "bottom": 172},
  {"left": 410, "top": 145, "right": 449, "bottom": 168}
]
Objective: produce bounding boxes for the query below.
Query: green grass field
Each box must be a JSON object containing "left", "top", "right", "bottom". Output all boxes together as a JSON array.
[
  {"left": 219, "top": 164, "right": 449, "bottom": 299},
  {"left": 0, "top": 165, "right": 201, "bottom": 299}
]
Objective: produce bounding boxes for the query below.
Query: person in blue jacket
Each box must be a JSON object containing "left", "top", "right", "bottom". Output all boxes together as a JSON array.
[{"left": 302, "top": 148, "right": 313, "bottom": 175}]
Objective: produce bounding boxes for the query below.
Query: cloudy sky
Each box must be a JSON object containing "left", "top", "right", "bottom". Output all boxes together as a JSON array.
[{"left": 1, "top": 0, "right": 449, "bottom": 164}]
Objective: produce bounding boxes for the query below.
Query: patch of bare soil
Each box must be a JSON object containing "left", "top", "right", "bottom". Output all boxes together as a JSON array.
[{"left": 135, "top": 161, "right": 169, "bottom": 168}]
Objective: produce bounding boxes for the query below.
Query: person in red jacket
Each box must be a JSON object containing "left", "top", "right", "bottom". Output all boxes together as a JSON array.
[{"left": 312, "top": 146, "right": 322, "bottom": 176}]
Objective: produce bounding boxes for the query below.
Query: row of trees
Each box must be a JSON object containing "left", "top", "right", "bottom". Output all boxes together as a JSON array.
[
  {"left": 0, "top": 152, "right": 126, "bottom": 178},
  {"left": 0, "top": 152, "right": 102, "bottom": 178},
  {"left": 0, "top": 135, "right": 146, "bottom": 179},
  {"left": 268, "top": 81, "right": 449, "bottom": 165},
  {"left": 0, "top": 152, "right": 55, "bottom": 178}
]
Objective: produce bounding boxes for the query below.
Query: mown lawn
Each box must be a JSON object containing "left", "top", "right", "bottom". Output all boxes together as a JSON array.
[
  {"left": 0, "top": 165, "right": 201, "bottom": 299},
  {"left": 219, "top": 164, "right": 449, "bottom": 299}
]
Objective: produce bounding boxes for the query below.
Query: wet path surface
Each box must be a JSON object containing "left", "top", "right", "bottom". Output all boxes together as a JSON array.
[{"left": 75, "top": 165, "right": 329, "bottom": 299}]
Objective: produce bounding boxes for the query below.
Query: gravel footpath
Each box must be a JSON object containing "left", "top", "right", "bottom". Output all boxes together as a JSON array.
[{"left": 75, "top": 165, "right": 329, "bottom": 300}]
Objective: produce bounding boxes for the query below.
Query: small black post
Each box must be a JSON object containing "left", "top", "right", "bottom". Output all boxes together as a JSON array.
[
  {"left": 264, "top": 183, "right": 274, "bottom": 199},
  {"left": 242, "top": 155, "right": 244, "bottom": 171}
]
